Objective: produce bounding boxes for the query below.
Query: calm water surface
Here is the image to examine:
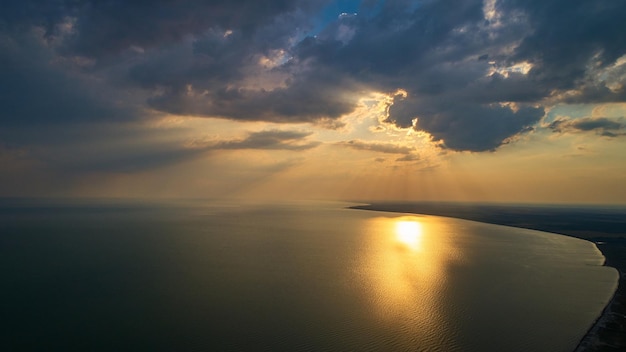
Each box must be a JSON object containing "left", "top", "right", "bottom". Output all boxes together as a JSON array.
[{"left": 0, "top": 199, "right": 618, "bottom": 351}]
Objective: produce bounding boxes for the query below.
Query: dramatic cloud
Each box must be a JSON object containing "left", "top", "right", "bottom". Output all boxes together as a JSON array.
[
  {"left": 145, "top": 73, "right": 359, "bottom": 123},
  {"left": 1, "top": 0, "right": 625, "bottom": 154},
  {"left": 293, "top": 0, "right": 626, "bottom": 150},
  {"left": 548, "top": 117, "right": 626, "bottom": 137},
  {"left": 0, "top": 30, "right": 135, "bottom": 126},
  {"left": 388, "top": 99, "right": 544, "bottom": 151},
  {"left": 502, "top": 0, "right": 626, "bottom": 94},
  {"left": 0, "top": 0, "right": 316, "bottom": 56}
]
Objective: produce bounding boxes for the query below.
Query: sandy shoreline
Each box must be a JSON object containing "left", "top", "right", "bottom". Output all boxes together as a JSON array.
[{"left": 350, "top": 202, "right": 626, "bottom": 352}]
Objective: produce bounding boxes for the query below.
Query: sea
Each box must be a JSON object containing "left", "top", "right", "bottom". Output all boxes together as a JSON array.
[{"left": 0, "top": 199, "right": 618, "bottom": 351}]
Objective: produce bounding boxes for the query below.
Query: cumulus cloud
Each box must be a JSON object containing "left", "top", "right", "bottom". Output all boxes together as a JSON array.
[
  {"left": 145, "top": 73, "right": 359, "bottom": 123},
  {"left": 388, "top": 98, "right": 544, "bottom": 151},
  {"left": 1, "top": 0, "right": 625, "bottom": 153},
  {"left": 290, "top": 0, "right": 625, "bottom": 150},
  {"left": 503, "top": 0, "right": 626, "bottom": 94}
]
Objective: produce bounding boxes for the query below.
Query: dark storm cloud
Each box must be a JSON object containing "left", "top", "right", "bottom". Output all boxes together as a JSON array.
[
  {"left": 500, "top": 0, "right": 626, "bottom": 92},
  {"left": 0, "top": 0, "right": 314, "bottom": 56},
  {"left": 0, "top": 0, "right": 330, "bottom": 127},
  {"left": 94, "top": 0, "right": 359, "bottom": 124},
  {"left": 290, "top": 0, "right": 626, "bottom": 150},
  {"left": 292, "top": 0, "right": 543, "bottom": 151},
  {"left": 388, "top": 98, "right": 544, "bottom": 151},
  {"left": 1, "top": 0, "right": 626, "bottom": 154},
  {"left": 297, "top": 0, "right": 487, "bottom": 76},
  {"left": 548, "top": 117, "right": 626, "bottom": 138},
  {"left": 0, "top": 30, "right": 135, "bottom": 126},
  {"left": 145, "top": 71, "right": 358, "bottom": 123}
]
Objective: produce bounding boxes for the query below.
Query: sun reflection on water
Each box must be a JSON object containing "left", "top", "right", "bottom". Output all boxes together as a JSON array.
[
  {"left": 396, "top": 220, "right": 423, "bottom": 250},
  {"left": 357, "top": 215, "right": 462, "bottom": 347}
]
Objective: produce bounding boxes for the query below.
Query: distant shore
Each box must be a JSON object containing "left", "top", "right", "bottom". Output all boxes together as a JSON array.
[{"left": 350, "top": 202, "right": 626, "bottom": 352}]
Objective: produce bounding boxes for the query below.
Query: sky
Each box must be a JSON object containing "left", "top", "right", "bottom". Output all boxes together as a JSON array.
[{"left": 1, "top": 0, "right": 625, "bottom": 203}]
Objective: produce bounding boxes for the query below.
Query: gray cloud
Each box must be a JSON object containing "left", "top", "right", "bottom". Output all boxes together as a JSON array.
[
  {"left": 12, "top": 123, "right": 205, "bottom": 174},
  {"left": 502, "top": 0, "right": 626, "bottom": 93},
  {"left": 0, "top": 0, "right": 318, "bottom": 57},
  {"left": 206, "top": 130, "right": 321, "bottom": 151},
  {"left": 290, "top": 0, "right": 625, "bottom": 150},
  {"left": 0, "top": 0, "right": 330, "bottom": 126},
  {"left": 1, "top": 0, "right": 625, "bottom": 154},
  {"left": 2, "top": 127, "right": 320, "bottom": 176},
  {"left": 548, "top": 117, "right": 626, "bottom": 137},
  {"left": 104, "top": 1, "right": 359, "bottom": 124},
  {"left": 395, "top": 154, "right": 420, "bottom": 162},
  {"left": 336, "top": 139, "right": 414, "bottom": 155},
  {"left": 49, "top": 147, "right": 205, "bottom": 174},
  {"left": 388, "top": 99, "right": 544, "bottom": 151},
  {"left": 0, "top": 30, "right": 136, "bottom": 126},
  {"left": 145, "top": 72, "right": 359, "bottom": 123}
]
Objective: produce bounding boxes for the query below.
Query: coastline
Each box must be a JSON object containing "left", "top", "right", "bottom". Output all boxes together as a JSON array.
[{"left": 349, "top": 202, "right": 626, "bottom": 352}]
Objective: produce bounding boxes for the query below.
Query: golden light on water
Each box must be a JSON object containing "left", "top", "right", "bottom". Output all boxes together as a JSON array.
[
  {"left": 357, "top": 215, "right": 463, "bottom": 345},
  {"left": 395, "top": 220, "right": 423, "bottom": 250}
]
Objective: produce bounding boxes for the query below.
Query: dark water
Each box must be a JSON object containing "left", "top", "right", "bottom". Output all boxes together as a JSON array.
[{"left": 0, "top": 199, "right": 617, "bottom": 351}]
